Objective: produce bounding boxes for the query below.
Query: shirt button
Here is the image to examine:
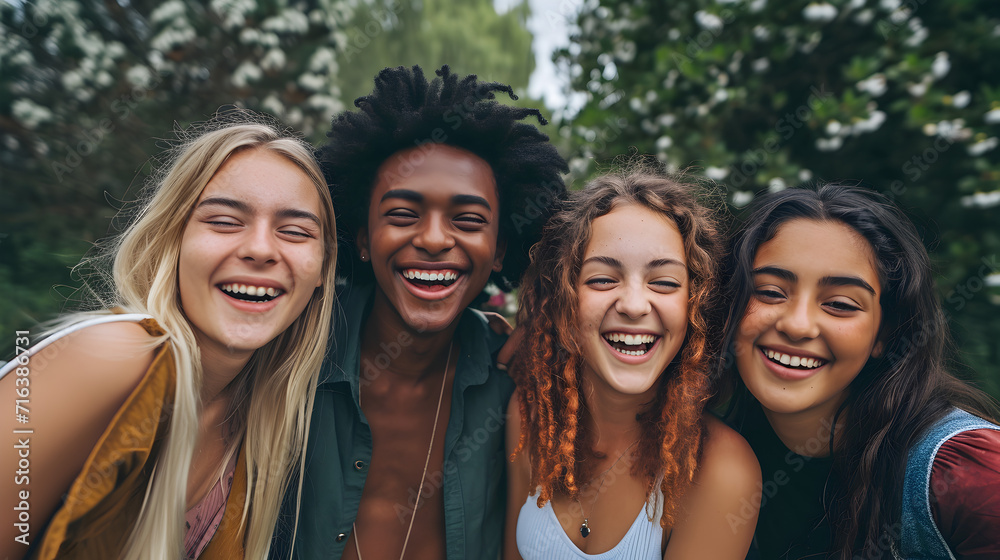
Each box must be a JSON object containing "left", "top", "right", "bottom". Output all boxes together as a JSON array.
[
  {"left": 354, "top": 460, "right": 366, "bottom": 471},
  {"left": 336, "top": 532, "right": 348, "bottom": 542}
]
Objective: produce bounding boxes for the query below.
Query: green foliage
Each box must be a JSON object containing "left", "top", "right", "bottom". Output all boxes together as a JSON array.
[
  {"left": 0, "top": 0, "right": 536, "bottom": 339},
  {"left": 558, "top": 0, "right": 1000, "bottom": 391},
  {"left": 335, "top": 0, "right": 535, "bottom": 105}
]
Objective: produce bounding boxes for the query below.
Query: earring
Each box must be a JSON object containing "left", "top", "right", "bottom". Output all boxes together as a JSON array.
[{"left": 360, "top": 254, "right": 368, "bottom": 261}]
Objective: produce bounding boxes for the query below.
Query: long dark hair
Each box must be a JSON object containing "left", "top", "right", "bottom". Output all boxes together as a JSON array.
[{"left": 716, "top": 183, "right": 997, "bottom": 558}]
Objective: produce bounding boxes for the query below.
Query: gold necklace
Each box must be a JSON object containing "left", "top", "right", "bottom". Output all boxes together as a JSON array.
[
  {"left": 575, "top": 438, "right": 639, "bottom": 538},
  {"left": 352, "top": 341, "right": 453, "bottom": 560}
]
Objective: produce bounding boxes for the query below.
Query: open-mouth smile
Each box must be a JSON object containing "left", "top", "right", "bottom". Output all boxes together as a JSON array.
[
  {"left": 400, "top": 268, "right": 462, "bottom": 292},
  {"left": 761, "top": 347, "right": 827, "bottom": 370},
  {"left": 602, "top": 332, "right": 660, "bottom": 357},
  {"left": 219, "top": 283, "right": 283, "bottom": 303}
]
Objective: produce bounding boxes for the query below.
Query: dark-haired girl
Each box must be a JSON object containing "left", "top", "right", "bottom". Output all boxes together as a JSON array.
[
  {"left": 504, "top": 166, "right": 761, "bottom": 560},
  {"left": 719, "top": 183, "right": 1000, "bottom": 559}
]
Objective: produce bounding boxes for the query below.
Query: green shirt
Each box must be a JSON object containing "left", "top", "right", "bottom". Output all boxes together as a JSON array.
[{"left": 274, "top": 283, "right": 513, "bottom": 559}]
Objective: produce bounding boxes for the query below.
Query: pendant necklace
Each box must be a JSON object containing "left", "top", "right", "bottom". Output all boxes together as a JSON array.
[
  {"left": 575, "top": 438, "right": 639, "bottom": 538},
  {"left": 352, "top": 341, "right": 453, "bottom": 560}
]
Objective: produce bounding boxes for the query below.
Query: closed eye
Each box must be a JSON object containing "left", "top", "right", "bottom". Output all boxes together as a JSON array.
[
  {"left": 754, "top": 288, "right": 786, "bottom": 302},
  {"left": 824, "top": 300, "right": 861, "bottom": 313}
]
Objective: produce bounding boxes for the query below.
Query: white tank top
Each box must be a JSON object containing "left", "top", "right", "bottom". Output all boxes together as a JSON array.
[{"left": 516, "top": 492, "right": 663, "bottom": 560}]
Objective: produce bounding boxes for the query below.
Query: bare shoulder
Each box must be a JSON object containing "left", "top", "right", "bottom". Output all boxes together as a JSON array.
[
  {"left": 697, "top": 414, "right": 761, "bottom": 494},
  {"left": 32, "top": 319, "right": 160, "bottom": 392}
]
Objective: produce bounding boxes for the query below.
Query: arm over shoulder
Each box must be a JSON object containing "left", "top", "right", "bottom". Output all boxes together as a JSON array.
[
  {"left": 664, "top": 414, "right": 761, "bottom": 560},
  {"left": 1, "top": 320, "right": 159, "bottom": 551}
]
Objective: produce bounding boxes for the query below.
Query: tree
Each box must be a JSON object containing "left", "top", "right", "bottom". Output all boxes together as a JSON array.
[
  {"left": 557, "top": 0, "right": 1000, "bottom": 393},
  {"left": 0, "top": 0, "right": 537, "bottom": 335},
  {"left": 334, "top": 0, "right": 535, "bottom": 105}
]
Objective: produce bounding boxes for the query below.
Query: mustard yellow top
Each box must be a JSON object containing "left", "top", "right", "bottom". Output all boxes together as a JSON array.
[{"left": 30, "top": 316, "right": 246, "bottom": 559}]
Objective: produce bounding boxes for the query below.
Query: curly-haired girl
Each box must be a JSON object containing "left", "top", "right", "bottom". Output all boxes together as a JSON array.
[{"left": 504, "top": 164, "right": 761, "bottom": 559}]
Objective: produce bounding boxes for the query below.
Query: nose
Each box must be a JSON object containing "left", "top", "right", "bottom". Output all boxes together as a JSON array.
[
  {"left": 775, "top": 297, "right": 820, "bottom": 341},
  {"left": 237, "top": 225, "right": 279, "bottom": 265},
  {"left": 412, "top": 213, "right": 455, "bottom": 255},
  {"left": 615, "top": 280, "right": 651, "bottom": 319}
]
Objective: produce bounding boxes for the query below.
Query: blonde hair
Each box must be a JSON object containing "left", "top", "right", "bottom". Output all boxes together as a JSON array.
[{"left": 64, "top": 111, "right": 336, "bottom": 559}]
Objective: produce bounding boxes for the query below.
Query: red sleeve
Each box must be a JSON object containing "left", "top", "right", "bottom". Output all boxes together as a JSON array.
[{"left": 930, "top": 428, "right": 1000, "bottom": 560}]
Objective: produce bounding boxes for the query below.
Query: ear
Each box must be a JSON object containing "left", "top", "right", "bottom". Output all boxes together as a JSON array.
[
  {"left": 493, "top": 237, "right": 507, "bottom": 272},
  {"left": 871, "top": 339, "right": 885, "bottom": 359},
  {"left": 356, "top": 227, "right": 370, "bottom": 262}
]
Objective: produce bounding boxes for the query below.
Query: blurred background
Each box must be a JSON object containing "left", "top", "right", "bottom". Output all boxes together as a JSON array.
[{"left": 1, "top": 0, "right": 997, "bottom": 396}]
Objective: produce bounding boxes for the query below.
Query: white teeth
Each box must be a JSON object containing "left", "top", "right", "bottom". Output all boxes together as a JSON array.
[
  {"left": 604, "top": 333, "right": 656, "bottom": 345},
  {"left": 403, "top": 269, "right": 459, "bottom": 282},
  {"left": 221, "top": 283, "right": 282, "bottom": 298},
  {"left": 763, "top": 349, "right": 823, "bottom": 369}
]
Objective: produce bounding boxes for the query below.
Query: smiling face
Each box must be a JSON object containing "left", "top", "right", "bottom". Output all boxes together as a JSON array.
[
  {"left": 577, "top": 203, "right": 689, "bottom": 398},
  {"left": 358, "top": 144, "right": 504, "bottom": 334},
  {"left": 734, "top": 218, "right": 883, "bottom": 420},
  {"left": 178, "top": 148, "right": 325, "bottom": 360}
]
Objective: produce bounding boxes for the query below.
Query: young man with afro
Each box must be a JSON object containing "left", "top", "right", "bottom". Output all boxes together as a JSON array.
[{"left": 272, "top": 65, "right": 567, "bottom": 559}]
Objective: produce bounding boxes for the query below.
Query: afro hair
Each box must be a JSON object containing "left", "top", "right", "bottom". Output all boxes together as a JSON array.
[{"left": 317, "top": 64, "right": 568, "bottom": 290}]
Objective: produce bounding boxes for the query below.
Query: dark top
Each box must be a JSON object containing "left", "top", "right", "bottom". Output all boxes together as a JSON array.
[
  {"left": 271, "top": 283, "right": 514, "bottom": 560},
  {"left": 740, "top": 406, "right": 1000, "bottom": 560}
]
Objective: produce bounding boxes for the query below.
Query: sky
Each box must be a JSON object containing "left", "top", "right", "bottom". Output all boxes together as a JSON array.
[{"left": 495, "top": 0, "right": 586, "bottom": 117}]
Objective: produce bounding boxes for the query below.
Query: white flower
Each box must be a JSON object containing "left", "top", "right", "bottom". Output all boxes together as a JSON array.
[
  {"left": 750, "top": 0, "right": 767, "bottom": 13},
  {"left": 150, "top": 0, "right": 186, "bottom": 24},
  {"left": 732, "top": 191, "right": 754, "bottom": 208},
  {"left": 260, "top": 48, "right": 286, "bottom": 71},
  {"left": 803, "top": 2, "right": 838, "bottom": 23},
  {"left": 931, "top": 52, "right": 950, "bottom": 79},
  {"left": 769, "top": 178, "right": 787, "bottom": 192},
  {"left": 706, "top": 166, "right": 730, "bottom": 180},
  {"left": 298, "top": 72, "right": 326, "bottom": 92},
  {"left": 798, "top": 168, "right": 814, "bottom": 182},
  {"left": 752, "top": 57, "right": 770, "bottom": 72},
  {"left": 984, "top": 108, "right": 1000, "bottom": 124},
  {"left": 656, "top": 136, "right": 673, "bottom": 150},
  {"left": 657, "top": 114, "right": 676, "bottom": 127},
  {"left": 714, "top": 89, "right": 729, "bottom": 102},
  {"left": 826, "top": 120, "right": 843, "bottom": 136},
  {"left": 853, "top": 110, "right": 886, "bottom": 133},
  {"left": 753, "top": 25, "right": 771, "bottom": 41},
  {"left": 952, "top": 91, "right": 971, "bottom": 109},
  {"left": 816, "top": 136, "right": 844, "bottom": 151},
  {"left": 11, "top": 99, "right": 53, "bottom": 129},
  {"left": 904, "top": 19, "right": 928, "bottom": 47},
  {"left": 231, "top": 61, "right": 262, "bottom": 88},
  {"left": 960, "top": 191, "right": 1000, "bottom": 209},
  {"left": 880, "top": 0, "right": 901, "bottom": 10},
  {"left": 126, "top": 65, "right": 153, "bottom": 88},
  {"left": 857, "top": 74, "right": 887, "bottom": 97},
  {"left": 848, "top": 0, "right": 866, "bottom": 9},
  {"left": 695, "top": 11, "right": 724, "bottom": 32},
  {"left": 922, "top": 123, "right": 937, "bottom": 136},
  {"left": 854, "top": 9, "right": 874, "bottom": 25},
  {"left": 907, "top": 78, "right": 929, "bottom": 97},
  {"left": 967, "top": 137, "right": 998, "bottom": 156},
  {"left": 261, "top": 94, "right": 284, "bottom": 116}
]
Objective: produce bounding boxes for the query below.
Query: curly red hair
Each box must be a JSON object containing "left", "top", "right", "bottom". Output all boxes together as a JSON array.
[{"left": 509, "top": 163, "right": 724, "bottom": 528}]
